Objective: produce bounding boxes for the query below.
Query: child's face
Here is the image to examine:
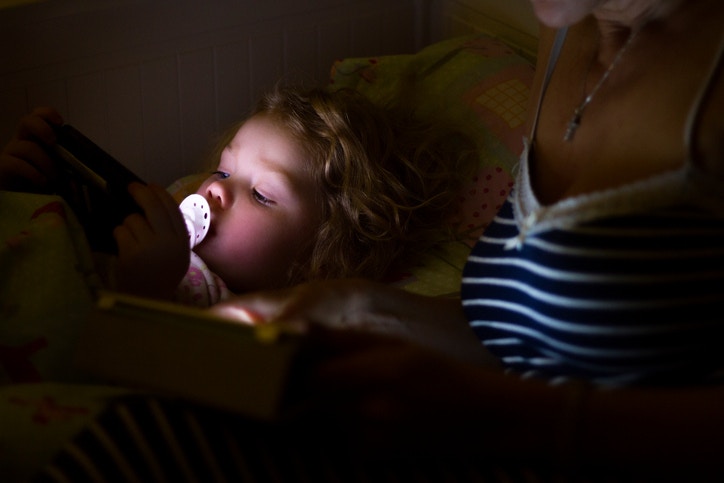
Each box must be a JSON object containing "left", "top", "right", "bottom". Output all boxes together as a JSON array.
[{"left": 193, "top": 113, "right": 322, "bottom": 293}]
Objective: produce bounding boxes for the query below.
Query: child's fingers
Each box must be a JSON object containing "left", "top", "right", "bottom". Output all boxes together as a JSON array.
[
  {"left": 32, "top": 106, "right": 64, "bottom": 125},
  {"left": 16, "top": 108, "right": 62, "bottom": 144},
  {"left": 0, "top": 140, "right": 58, "bottom": 189},
  {"left": 149, "top": 183, "right": 188, "bottom": 237},
  {"left": 11, "top": 140, "right": 57, "bottom": 174},
  {"left": 128, "top": 183, "right": 186, "bottom": 238},
  {"left": 112, "top": 224, "right": 138, "bottom": 256},
  {"left": 113, "top": 213, "right": 148, "bottom": 245},
  {"left": 127, "top": 183, "right": 172, "bottom": 233}
]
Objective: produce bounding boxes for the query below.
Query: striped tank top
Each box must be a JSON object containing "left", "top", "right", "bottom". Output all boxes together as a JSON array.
[{"left": 460, "top": 28, "right": 724, "bottom": 387}]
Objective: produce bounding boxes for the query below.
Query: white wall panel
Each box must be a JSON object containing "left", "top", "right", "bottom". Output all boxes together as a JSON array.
[
  {"left": 249, "top": 31, "right": 285, "bottom": 104},
  {"left": 318, "top": 20, "right": 353, "bottom": 77},
  {"left": 430, "top": 0, "right": 538, "bottom": 59},
  {"left": 105, "top": 64, "right": 144, "bottom": 181},
  {"left": 26, "top": 81, "right": 68, "bottom": 118},
  {"left": 1, "top": 0, "right": 424, "bottom": 186},
  {"left": 285, "top": 25, "right": 322, "bottom": 84},
  {"left": 0, "top": 0, "right": 538, "bottom": 187},
  {"left": 0, "top": 87, "right": 28, "bottom": 143},
  {"left": 67, "top": 72, "right": 108, "bottom": 147},
  {"left": 140, "top": 56, "right": 180, "bottom": 183},
  {"left": 214, "top": 39, "right": 252, "bottom": 134},
  {"left": 178, "top": 48, "right": 217, "bottom": 175},
  {"left": 351, "top": 11, "right": 386, "bottom": 57}
]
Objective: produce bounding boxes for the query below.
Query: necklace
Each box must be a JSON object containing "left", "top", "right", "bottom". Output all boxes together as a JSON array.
[{"left": 563, "top": 28, "right": 642, "bottom": 142}]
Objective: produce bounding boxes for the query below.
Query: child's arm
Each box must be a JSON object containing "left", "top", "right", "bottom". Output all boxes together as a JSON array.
[
  {"left": 0, "top": 107, "right": 64, "bottom": 191},
  {"left": 113, "top": 182, "right": 191, "bottom": 301},
  {"left": 2, "top": 109, "right": 189, "bottom": 301}
]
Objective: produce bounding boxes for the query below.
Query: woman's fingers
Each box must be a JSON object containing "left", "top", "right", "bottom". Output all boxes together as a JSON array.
[{"left": 210, "top": 287, "right": 294, "bottom": 323}]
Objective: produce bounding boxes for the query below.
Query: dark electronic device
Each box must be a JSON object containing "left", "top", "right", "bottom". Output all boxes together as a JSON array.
[{"left": 53, "top": 124, "right": 145, "bottom": 253}]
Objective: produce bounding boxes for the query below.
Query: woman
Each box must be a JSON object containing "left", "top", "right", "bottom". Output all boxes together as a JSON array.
[{"left": 210, "top": 0, "right": 724, "bottom": 479}]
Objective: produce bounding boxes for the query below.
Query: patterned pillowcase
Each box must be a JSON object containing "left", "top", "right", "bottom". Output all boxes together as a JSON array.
[{"left": 329, "top": 34, "right": 535, "bottom": 296}]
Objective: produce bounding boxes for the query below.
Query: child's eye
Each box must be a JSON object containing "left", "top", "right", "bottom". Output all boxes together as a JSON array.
[
  {"left": 212, "top": 170, "right": 230, "bottom": 179},
  {"left": 252, "top": 189, "right": 273, "bottom": 206}
]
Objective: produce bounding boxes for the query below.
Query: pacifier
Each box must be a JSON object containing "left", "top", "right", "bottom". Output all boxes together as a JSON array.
[{"left": 179, "top": 194, "right": 210, "bottom": 248}]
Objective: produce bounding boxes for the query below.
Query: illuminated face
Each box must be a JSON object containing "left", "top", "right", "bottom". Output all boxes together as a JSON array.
[
  {"left": 193, "top": 113, "right": 322, "bottom": 293},
  {"left": 528, "top": 0, "right": 603, "bottom": 26}
]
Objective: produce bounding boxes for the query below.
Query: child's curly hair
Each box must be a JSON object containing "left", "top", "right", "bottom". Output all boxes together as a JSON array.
[{"left": 213, "top": 84, "right": 477, "bottom": 285}]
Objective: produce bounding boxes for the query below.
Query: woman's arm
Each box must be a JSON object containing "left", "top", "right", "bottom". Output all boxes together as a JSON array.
[
  {"left": 212, "top": 278, "right": 499, "bottom": 366},
  {"left": 213, "top": 280, "right": 724, "bottom": 479},
  {"left": 293, "top": 325, "right": 724, "bottom": 480}
]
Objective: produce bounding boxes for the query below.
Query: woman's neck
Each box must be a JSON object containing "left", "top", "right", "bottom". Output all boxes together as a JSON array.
[
  {"left": 592, "top": 0, "right": 683, "bottom": 27},
  {"left": 591, "top": 0, "right": 685, "bottom": 61}
]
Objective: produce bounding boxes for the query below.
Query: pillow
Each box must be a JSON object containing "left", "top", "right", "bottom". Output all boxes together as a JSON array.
[{"left": 329, "top": 34, "right": 535, "bottom": 296}]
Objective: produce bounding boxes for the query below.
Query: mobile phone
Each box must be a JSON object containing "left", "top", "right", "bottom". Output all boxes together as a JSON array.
[{"left": 53, "top": 124, "right": 145, "bottom": 253}]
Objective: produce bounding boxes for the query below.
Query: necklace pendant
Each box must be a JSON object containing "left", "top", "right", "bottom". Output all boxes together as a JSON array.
[
  {"left": 562, "top": 27, "right": 642, "bottom": 143},
  {"left": 563, "top": 110, "right": 582, "bottom": 142}
]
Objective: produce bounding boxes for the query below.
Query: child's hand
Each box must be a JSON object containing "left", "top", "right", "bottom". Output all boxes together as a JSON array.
[
  {"left": 113, "top": 182, "right": 191, "bottom": 300},
  {"left": 0, "top": 107, "right": 64, "bottom": 191}
]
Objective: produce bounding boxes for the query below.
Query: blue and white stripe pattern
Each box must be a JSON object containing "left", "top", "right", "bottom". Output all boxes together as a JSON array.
[{"left": 461, "top": 196, "right": 724, "bottom": 386}]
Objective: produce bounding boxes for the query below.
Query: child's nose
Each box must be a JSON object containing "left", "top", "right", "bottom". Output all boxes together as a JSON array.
[{"left": 206, "top": 181, "right": 229, "bottom": 209}]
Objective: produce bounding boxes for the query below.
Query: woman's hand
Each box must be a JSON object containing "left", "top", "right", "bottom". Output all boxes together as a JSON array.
[
  {"left": 211, "top": 279, "right": 498, "bottom": 365},
  {"left": 212, "top": 279, "right": 412, "bottom": 331},
  {"left": 113, "top": 182, "right": 190, "bottom": 300},
  {"left": 0, "top": 107, "right": 64, "bottom": 191}
]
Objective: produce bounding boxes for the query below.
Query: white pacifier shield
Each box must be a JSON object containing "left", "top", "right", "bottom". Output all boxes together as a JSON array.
[{"left": 180, "top": 194, "right": 210, "bottom": 248}]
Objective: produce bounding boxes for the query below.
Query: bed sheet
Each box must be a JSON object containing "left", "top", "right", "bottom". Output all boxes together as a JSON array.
[{"left": 0, "top": 191, "right": 138, "bottom": 480}]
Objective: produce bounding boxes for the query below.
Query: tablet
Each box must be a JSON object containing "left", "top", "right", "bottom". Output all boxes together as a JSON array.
[{"left": 53, "top": 124, "right": 144, "bottom": 253}]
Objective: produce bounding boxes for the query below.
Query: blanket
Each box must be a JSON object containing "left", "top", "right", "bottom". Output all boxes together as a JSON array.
[{"left": 0, "top": 191, "right": 132, "bottom": 481}]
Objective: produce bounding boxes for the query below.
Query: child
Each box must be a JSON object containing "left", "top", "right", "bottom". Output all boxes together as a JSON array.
[{"left": 0, "top": 85, "right": 474, "bottom": 307}]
